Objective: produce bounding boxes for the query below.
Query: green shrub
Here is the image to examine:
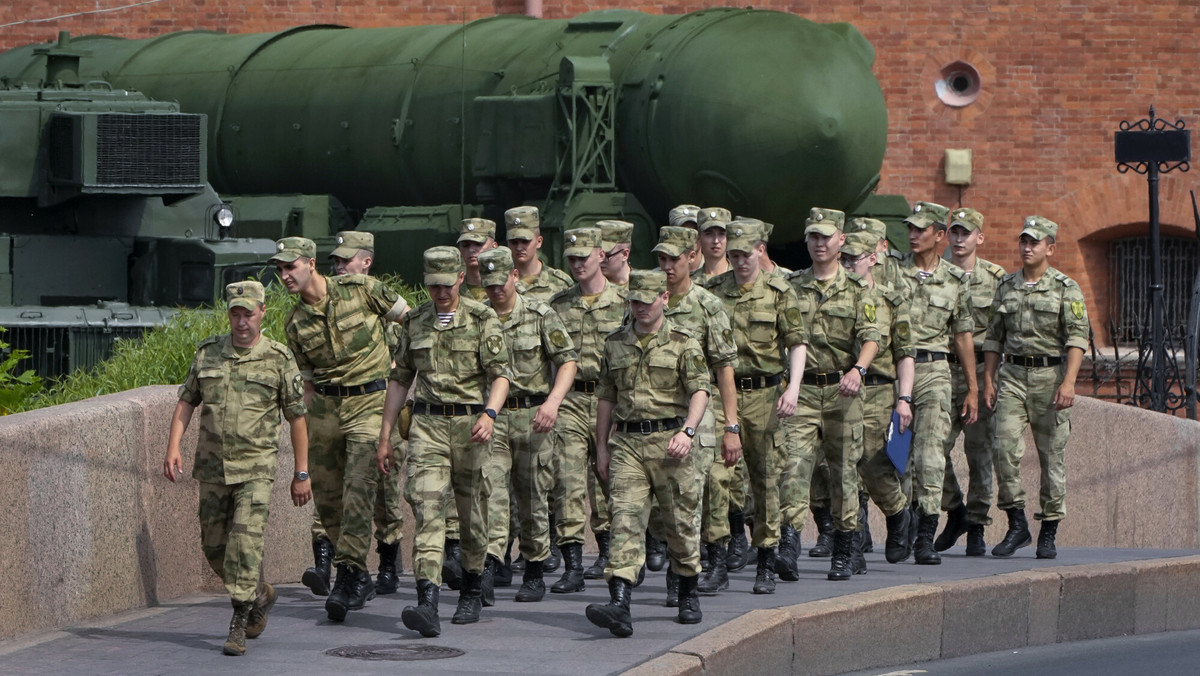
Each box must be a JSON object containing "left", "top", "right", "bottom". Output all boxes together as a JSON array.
[{"left": 0, "top": 328, "right": 43, "bottom": 415}]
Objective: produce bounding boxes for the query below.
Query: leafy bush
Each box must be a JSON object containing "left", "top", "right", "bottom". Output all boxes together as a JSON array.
[{"left": 0, "top": 328, "right": 43, "bottom": 415}]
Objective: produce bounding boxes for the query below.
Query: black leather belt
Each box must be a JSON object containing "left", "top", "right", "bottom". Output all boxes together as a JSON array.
[
  {"left": 802, "top": 371, "right": 842, "bottom": 386},
  {"left": 412, "top": 401, "right": 485, "bottom": 417},
  {"left": 1005, "top": 354, "right": 1064, "bottom": 368},
  {"left": 914, "top": 350, "right": 948, "bottom": 363},
  {"left": 735, "top": 373, "right": 783, "bottom": 391},
  {"left": 614, "top": 417, "right": 683, "bottom": 435},
  {"left": 947, "top": 349, "right": 985, "bottom": 365},
  {"left": 862, "top": 374, "right": 894, "bottom": 386},
  {"left": 314, "top": 378, "right": 387, "bottom": 397},
  {"left": 573, "top": 380, "right": 597, "bottom": 394},
  {"left": 504, "top": 395, "right": 547, "bottom": 410}
]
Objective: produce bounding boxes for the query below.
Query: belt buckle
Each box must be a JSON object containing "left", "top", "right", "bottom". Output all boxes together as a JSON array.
[
  {"left": 738, "top": 376, "right": 753, "bottom": 390},
  {"left": 639, "top": 420, "right": 653, "bottom": 435},
  {"left": 1023, "top": 356, "right": 1036, "bottom": 368},
  {"left": 441, "top": 404, "right": 454, "bottom": 416}
]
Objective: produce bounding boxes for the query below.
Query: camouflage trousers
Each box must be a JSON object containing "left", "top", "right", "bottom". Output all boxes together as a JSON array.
[
  {"left": 405, "top": 411, "right": 490, "bottom": 582},
  {"left": 650, "top": 403, "right": 717, "bottom": 544},
  {"left": 857, "top": 383, "right": 908, "bottom": 517},
  {"left": 993, "top": 363, "right": 1071, "bottom": 521},
  {"left": 311, "top": 434, "right": 407, "bottom": 545},
  {"left": 199, "top": 479, "right": 272, "bottom": 604},
  {"left": 606, "top": 429, "right": 703, "bottom": 583},
  {"left": 308, "top": 390, "right": 385, "bottom": 572},
  {"left": 735, "top": 383, "right": 783, "bottom": 548},
  {"left": 486, "top": 405, "right": 555, "bottom": 563},
  {"left": 941, "top": 362, "right": 995, "bottom": 525},
  {"left": 781, "top": 382, "right": 865, "bottom": 532},
  {"left": 553, "top": 390, "right": 611, "bottom": 546},
  {"left": 910, "top": 360, "right": 953, "bottom": 516}
]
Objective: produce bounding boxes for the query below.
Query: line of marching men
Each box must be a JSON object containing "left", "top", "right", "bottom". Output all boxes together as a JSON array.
[{"left": 163, "top": 199, "right": 1089, "bottom": 652}]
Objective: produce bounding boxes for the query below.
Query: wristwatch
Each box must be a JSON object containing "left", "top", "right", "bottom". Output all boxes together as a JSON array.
[
  {"left": 724, "top": 423, "right": 741, "bottom": 435},
  {"left": 295, "top": 470, "right": 310, "bottom": 481},
  {"left": 897, "top": 395, "right": 913, "bottom": 404},
  {"left": 684, "top": 426, "right": 696, "bottom": 438},
  {"left": 853, "top": 365, "right": 868, "bottom": 378},
  {"left": 485, "top": 408, "right": 498, "bottom": 420}
]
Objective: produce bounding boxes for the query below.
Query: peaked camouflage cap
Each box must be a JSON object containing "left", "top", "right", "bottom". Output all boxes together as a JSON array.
[
  {"left": 726, "top": 220, "right": 765, "bottom": 253},
  {"left": 563, "top": 227, "right": 603, "bottom": 258},
  {"left": 904, "top": 201, "right": 950, "bottom": 229},
  {"left": 626, "top": 268, "right": 667, "bottom": 303},
  {"left": 840, "top": 230, "right": 878, "bottom": 258},
  {"left": 424, "top": 246, "right": 464, "bottom": 285},
  {"left": 1020, "top": 215, "right": 1058, "bottom": 241},
  {"left": 597, "top": 219, "right": 635, "bottom": 252},
  {"left": 652, "top": 226, "right": 699, "bottom": 258},
  {"left": 698, "top": 207, "right": 733, "bottom": 231},
  {"left": 330, "top": 230, "right": 375, "bottom": 259},
  {"left": 478, "top": 246, "right": 516, "bottom": 286},
  {"left": 457, "top": 218, "right": 497, "bottom": 244},
  {"left": 848, "top": 217, "right": 888, "bottom": 242},
  {"left": 225, "top": 280, "right": 265, "bottom": 311},
  {"left": 668, "top": 204, "right": 701, "bottom": 227},
  {"left": 949, "top": 207, "right": 985, "bottom": 232},
  {"left": 269, "top": 236, "right": 317, "bottom": 263},
  {"left": 804, "top": 207, "right": 846, "bottom": 237},
  {"left": 505, "top": 206, "right": 540, "bottom": 241}
]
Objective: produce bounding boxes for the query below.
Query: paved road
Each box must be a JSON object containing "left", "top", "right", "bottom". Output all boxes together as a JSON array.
[{"left": 0, "top": 547, "right": 1193, "bottom": 676}]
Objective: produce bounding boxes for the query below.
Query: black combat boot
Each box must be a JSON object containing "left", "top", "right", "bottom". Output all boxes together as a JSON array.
[
  {"left": 965, "top": 524, "right": 987, "bottom": 556},
  {"left": 992, "top": 507, "right": 1032, "bottom": 558},
  {"left": 223, "top": 602, "right": 251, "bottom": 656},
  {"left": 775, "top": 525, "right": 800, "bottom": 581},
  {"left": 442, "top": 538, "right": 463, "bottom": 591},
  {"left": 514, "top": 559, "right": 546, "bottom": 602},
  {"left": 550, "top": 543, "right": 585, "bottom": 593},
  {"left": 752, "top": 547, "right": 777, "bottom": 595},
  {"left": 850, "top": 529, "right": 867, "bottom": 575},
  {"left": 451, "top": 571, "right": 483, "bottom": 624},
  {"left": 481, "top": 554, "right": 499, "bottom": 607},
  {"left": 584, "top": 530, "right": 610, "bottom": 579},
  {"left": 376, "top": 539, "right": 400, "bottom": 595},
  {"left": 908, "top": 502, "right": 920, "bottom": 550},
  {"left": 726, "top": 509, "right": 751, "bottom": 572},
  {"left": 809, "top": 506, "right": 834, "bottom": 558},
  {"left": 585, "top": 577, "right": 633, "bottom": 637},
  {"left": 245, "top": 582, "right": 276, "bottom": 639},
  {"left": 884, "top": 506, "right": 913, "bottom": 563},
  {"left": 325, "top": 564, "right": 355, "bottom": 622},
  {"left": 645, "top": 531, "right": 668, "bottom": 572},
  {"left": 348, "top": 565, "right": 376, "bottom": 609},
  {"left": 544, "top": 514, "right": 562, "bottom": 573},
  {"left": 697, "top": 542, "right": 729, "bottom": 594},
  {"left": 934, "top": 503, "right": 969, "bottom": 552},
  {"left": 700, "top": 541, "right": 710, "bottom": 572},
  {"left": 401, "top": 579, "right": 441, "bottom": 637},
  {"left": 859, "top": 491, "right": 874, "bottom": 553},
  {"left": 496, "top": 541, "right": 514, "bottom": 588},
  {"left": 1036, "top": 519, "right": 1059, "bottom": 559},
  {"left": 664, "top": 569, "right": 680, "bottom": 608},
  {"left": 676, "top": 574, "right": 702, "bottom": 624},
  {"left": 827, "top": 530, "right": 855, "bottom": 581},
  {"left": 302, "top": 538, "right": 334, "bottom": 596},
  {"left": 914, "top": 513, "right": 942, "bottom": 565}
]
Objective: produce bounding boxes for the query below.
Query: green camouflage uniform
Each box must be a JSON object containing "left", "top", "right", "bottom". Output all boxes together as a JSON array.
[
  {"left": 985, "top": 266, "right": 1089, "bottom": 521},
  {"left": 549, "top": 280, "right": 627, "bottom": 546},
  {"left": 285, "top": 273, "right": 407, "bottom": 573},
  {"left": 598, "top": 320, "right": 711, "bottom": 582},
  {"left": 180, "top": 334, "right": 307, "bottom": 603},
  {"left": 942, "top": 256, "right": 1006, "bottom": 525},
  {"left": 517, "top": 265, "right": 574, "bottom": 303},
  {"left": 783, "top": 265, "right": 881, "bottom": 531},
  {"left": 392, "top": 295, "right": 512, "bottom": 582}
]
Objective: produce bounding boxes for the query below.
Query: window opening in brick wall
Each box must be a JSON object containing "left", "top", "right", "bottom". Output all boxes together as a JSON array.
[{"left": 1108, "top": 235, "right": 1198, "bottom": 344}]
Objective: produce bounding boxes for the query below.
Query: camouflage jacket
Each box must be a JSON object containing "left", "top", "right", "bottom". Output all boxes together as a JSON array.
[
  {"left": 788, "top": 266, "right": 882, "bottom": 374},
  {"left": 961, "top": 257, "right": 1007, "bottom": 348},
  {"left": 516, "top": 263, "right": 574, "bottom": 303},
  {"left": 179, "top": 334, "right": 307, "bottom": 485},
  {"left": 391, "top": 296, "right": 513, "bottom": 405},
  {"left": 490, "top": 293, "right": 578, "bottom": 397},
  {"left": 462, "top": 283, "right": 490, "bottom": 303},
  {"left": 896, "top": 255, "right": 973, "bottom": 353},
  {"left": 876, "top": 249, "right": 906, "bottom": 291},
  {"left": 704, "top": 271, "right": 806, "bottom": 377},
  {"left": 868, "top": 282, "right": 916, "bottom": 380},
  {"left": 983, "top": 266, "right": 1090, "bottom": 356},
  {"left": 597, "top": 320, "right": 711, "bottom": 422},
  {"left": 284, "top": 274, "right": 406, "bottom": 386},
  {"left": 549, "top": 280, "right": 628, "bottom": 382},
  {"left": 664, "top": 283, "right": 738, "bottom": 373}
]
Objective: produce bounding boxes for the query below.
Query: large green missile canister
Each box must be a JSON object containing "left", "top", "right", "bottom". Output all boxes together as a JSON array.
[{"left": 0, "top": 8, "right": 887, "bottom": 244}]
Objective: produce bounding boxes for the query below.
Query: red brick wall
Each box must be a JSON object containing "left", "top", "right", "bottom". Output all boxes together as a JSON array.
[{"left": 4, "top": 1, "right": 1199, "bottom": 343}]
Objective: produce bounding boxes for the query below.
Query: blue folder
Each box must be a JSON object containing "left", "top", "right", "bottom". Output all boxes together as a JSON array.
[{"left": 885, "top": 409, "right": 913, "bottom": 475}]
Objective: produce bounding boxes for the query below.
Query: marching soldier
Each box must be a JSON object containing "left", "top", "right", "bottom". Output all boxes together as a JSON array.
[
  {"left": 507, "top": 206, "right": 574, "bottom": 302},
  {"left": 667, "top": 204, "right": 704, "bottom": 273},
  {"left": 458, "top": 218, "right": 499, "bottom": 302},
  {"left": 598, "top": 219, "right": 635, "bottom": 286},
  {"left": 692, "top": 207, "right": 732, "bottom": 285}
]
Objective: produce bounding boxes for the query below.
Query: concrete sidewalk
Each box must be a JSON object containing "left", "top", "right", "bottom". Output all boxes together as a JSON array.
[{"left": 2, "top": 546, "right": 1197, "bottom": 676}]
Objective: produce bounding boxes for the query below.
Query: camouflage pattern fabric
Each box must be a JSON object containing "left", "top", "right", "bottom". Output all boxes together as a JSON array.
[
  {"left": 857, "top": 383, "right": 908, "bottom": 516},
  {"left": 517, "top": 264, "right": 574, "bottom": 302},
  {"left": 199, "top": 479, "right": 273, "bottom": 603}
]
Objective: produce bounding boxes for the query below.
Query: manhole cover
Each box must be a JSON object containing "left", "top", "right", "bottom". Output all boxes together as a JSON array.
[{"left": 325, "top": 644, "right": 465, "bottom": 661}]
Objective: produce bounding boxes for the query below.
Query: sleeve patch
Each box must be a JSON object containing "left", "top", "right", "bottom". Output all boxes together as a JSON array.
[
  {"left": 550, "top": 329, "right": 569, "bottom": 349},
  {"left": 486, "top": 334, "right": 504, "bottom": 355},
  {"left": 864, "top": 303, "right": 876, "bottom": 323},
  {"left": 1071, "top": 300, "right": 1085, "bottom": 319}
]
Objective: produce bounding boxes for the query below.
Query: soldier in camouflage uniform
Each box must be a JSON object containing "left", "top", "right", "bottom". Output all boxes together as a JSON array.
[
  {"left": 667, "top": 204, "right": 703, "bottom": 273},
  {"left": 692, "top": 207, "right": 732, "bottom": 285},
  {"left": 585, "top": 269, "right": 711, "bottom": 637},
  {"left": 508, "top": 206, "right": 574, "bottom": 302},
  {"left": 847, "top": 216, "right": 906, "bottom": 292},
  {"left": 779, "top": 209, "right": 882, "bottom": 581},
  {"left": 272, "top": 237, "right": 409, "bottom": 622},
  {"left": 477, "top": 246, "right": 578, "bottom": 603},
  {"left": 163, "top": 280, "right": 311, "bottom": 656},
  {"left": 598, "top": 219, "right": 635, "bottom": 287},
  {"left": 377, "top": 246, "right": 513, "bottom": 636},
  {"left": 933, "top": 209, "right": 1007, "bottom": 556},
  {"left": 549, "top": 227, "right": 628, "bottom": 590},
  {"left": 458, "top": 218, "right": 499, "bottom": 303},
  {"left": 897, "top": 202, "right": 979, "bottom": 566},
  {"left": 704, "top": 220, "right": 807, "bottom": 594},
  {"left": 653, "top": 226, "right": 741, "bottom": 599},
  {"left": 983, "top": 216, "right": 1089, "bottom": 560}
]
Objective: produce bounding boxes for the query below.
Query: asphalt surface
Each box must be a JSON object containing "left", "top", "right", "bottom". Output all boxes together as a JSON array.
[{"left": 0, "top": 546, "right": 1194, "bottom": 676}]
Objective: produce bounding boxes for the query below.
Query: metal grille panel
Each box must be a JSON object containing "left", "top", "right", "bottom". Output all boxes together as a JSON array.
[
  {"left": 1108, "top": 236, "right": 1198, "bottom": 343},
  {"left": 95, "top": 114, "right": 203, "bottom": 186},
  {"left": 2, "top": 325, "right": 149, "bottom": 379}
]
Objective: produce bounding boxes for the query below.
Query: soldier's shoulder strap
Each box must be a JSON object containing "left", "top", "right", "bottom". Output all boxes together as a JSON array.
[
  {"left": 1050, "top": 268, "right": 1075, "bottom": 287},
  {"left": 845, "top": 270, "right": 870, "bottom": 288},
  {"left": 461, "top": 295, "right": 495, "bottom": 319},
  {"left": 765, "top": 274, "right": 792, "bottom": 293},
  {"left": 197, "top": 335, "right": 222, "bottom": 350},
  {"left": 979, "top": 259, "right": 1006, "bottom": 279},
  {"left": 549, "top": 266, "right": 574, "bottom": 283},
  {"left": 526, "top": 297, "right": 554, "bottom": 316}
]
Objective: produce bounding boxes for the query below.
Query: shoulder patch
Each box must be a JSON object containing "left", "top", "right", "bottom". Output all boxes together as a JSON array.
[
  {"left": 291, "top": 372, "right": 304, "bottom": 396},
  {"left": 485, "top": 334, "right": 504, "bottom": 355},
  {"left": 863, "top": 302, "right": 876, "bottom": 322},
  {"left": 895, "top": 320, "right": 912, "bottom": 342},
  {"left": 1071, "top": 300, "right": 1085, "bottom": 319},
  {"left": 784, "top": 307, "right": 803, "bottom": 327},
  {"left": 689, "top": 353, "right": 707, "bottom": 373},
  {"left": 549, "top": 328, "right": 570, "bottom": 349}
]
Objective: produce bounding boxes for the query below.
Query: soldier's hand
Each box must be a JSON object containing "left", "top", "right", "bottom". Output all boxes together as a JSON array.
[
  {"left": 838, "top": 370, "right": 862, "bottom": 398},
  {"left": 376, "top": 440, "right": 393, "bottom": 475},
  {"left": 1054, "top": 382, "right": 1076, "bottom": 410},
  {"left": 532, "top": 403, "right": 560, "bottom": 433},
  {"left": 961, "top": 391, "right": 979, "bottom": 425},
  {"left": 596, "top": 444, "right": 611, "bottom": 483},
  {"left": 896, "top": 399, "right": 913, "bottom": 433},
  {"left": 162, "top": 448, "right": 183, "bottom": 482},
  {"left": 667, "top": 431, "right": 692, "bottom": 459},
  {"left": 776, "top": 385, "right": 799, "bottom": 418},
  {"left": 722, "top": 431, "right": 743, "bottom": 467},
  {"left": 291, "top": 477, "right": 312, "bottom": 506},
  {"left": 983, "top": 382, "right": 998, "bottom": 411},
  {"left": 471, "top": 414, "right": 495, "bottom": 443}
]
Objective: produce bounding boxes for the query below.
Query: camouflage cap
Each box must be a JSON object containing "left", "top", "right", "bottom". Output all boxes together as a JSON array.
[
  {"left": 597, "top": 219, "right": 635, "bottom": 252},
  {"left": 329, "top": 230, "right": 375, "bottom": 259},
  {"left": 478, "top": 246, "right": 516, "bottom": 286},
  {"left": 457, "top": 218, "right": 497, "bottom": 244},
  {"left": 424, "top": 246, "right": 464, "bottom": 286},
  {"left": 839, "top": 231, "right": 877, "bottom": 258},
  {"left": 904, "top": 201, "right": 950, "bottom": 229},
  {"left": 761, "top": 221, "right": 776, "bottom": 242},
  {"left": 225, "top": 280, "right": 265, "bottom": 311},
  {"left": 668, "top": 204, "right": 701, "bottom": 227},
  {"left": 848, "top": 217, "right": 888, "bottom": 243},
  {"left": 1020, "top": 215, "right": 1058, "bottom": 241},
  {"left": 726, "top": 220, "right": 764, "bottom": 254},
  {"left": 563, "top": 227, "right": 603, "bottom": 258},
  {"left": 652, "top": 226, "right": 699, "bottom": 258},
  {"left": 698, "top": 207, "right": 732, "bottom": 231},
  {"left": 505, "top": 206, "right": 540, "bottom": 241},
  {"left": 626, "top": 268, "right": 667, "bottom": 303},
  {"left": 804, "top": 207, "right": 846, "bottom": 237},
  {"left": 949, "top": 207, "right": 985, "bottom": 232},
  {"left": 269, "top": 236, "right": 317, "bottom": 263}
]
